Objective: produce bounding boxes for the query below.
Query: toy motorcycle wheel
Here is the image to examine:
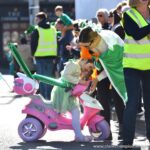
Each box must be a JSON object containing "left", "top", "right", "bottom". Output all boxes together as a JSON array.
[
  {"left": 39, "top": 126, "right": 47, "bottom": 139},
  {"left": 26, "top": 115, "right": 47, "bottom": 139},
  {"left": 89, "top": 120, "right": 110, "bottom": 140},
  {"left": 18, "top": 117, "right": 44, "bottom": 142}
]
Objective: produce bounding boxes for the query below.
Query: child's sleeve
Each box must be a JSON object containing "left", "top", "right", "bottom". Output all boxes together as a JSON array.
[
  {"left": 61, "top": 61, "right": 80, "bottom": 84},
  {"left": 60, "top": 13, "right": 73, "bottom": 26}
]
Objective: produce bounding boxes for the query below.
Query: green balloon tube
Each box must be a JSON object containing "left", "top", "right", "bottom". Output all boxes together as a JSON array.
[
  {"left": 8, "top": 43, "right": 33, "bottom": 78},
  {"left": 32, "top": 74, "right": 69, "bottom": 88},
  {"left": 8, "top": 43, "right": 70, "bottom": 88}
]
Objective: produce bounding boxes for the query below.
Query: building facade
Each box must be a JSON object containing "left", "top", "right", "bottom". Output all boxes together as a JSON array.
[{"left": 0, "top": 0, "right": 75, "bottom": 70}]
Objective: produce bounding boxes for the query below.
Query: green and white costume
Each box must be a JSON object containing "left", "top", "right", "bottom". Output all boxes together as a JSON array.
[
  {"left": 50, "top": 60, "right": 80, "bottom": 113},
  {"left": 94, "top": 29, "right": 127, "bottom": 103}
]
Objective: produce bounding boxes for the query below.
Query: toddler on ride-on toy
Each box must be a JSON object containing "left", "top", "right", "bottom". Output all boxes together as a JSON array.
[
  {"left": 9, "top": 42, "right": 110, "bottom": 142},
  {"left": 50, "top": 59, "right": 94, "bottom": 142}
]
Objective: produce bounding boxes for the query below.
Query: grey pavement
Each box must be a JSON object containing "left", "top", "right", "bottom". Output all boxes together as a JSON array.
[{"left": 0, "top": 75, "right": 149, "bottom": 150}]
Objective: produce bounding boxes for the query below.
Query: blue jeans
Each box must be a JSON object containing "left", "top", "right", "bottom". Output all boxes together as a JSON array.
[
  {"left": 123, "top": 68, "right": 150, "bottom": 145},
  {"left": 58, "top": 57, "right": 69, "bottom": 73},
  {"left": 36, "top": 58, "right": 55, "bottom": 100}
]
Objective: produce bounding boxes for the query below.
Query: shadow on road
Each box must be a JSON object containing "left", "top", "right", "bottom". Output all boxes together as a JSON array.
[
  {"left": 9, "top": 140, "right": 141, "bottom": 150},
  {"left": 0, "top": 95, "right": 22, "bottom": 105}
]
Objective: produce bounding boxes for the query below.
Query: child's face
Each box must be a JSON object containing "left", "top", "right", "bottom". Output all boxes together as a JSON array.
[
  {"left": 55, "top": 22, "right": 64, "bottom": 31},
  {"left": 35, "top": 17, "right": 41, "bottom": 25},
  {"left": 81, "top": 69, "right": 93, "bottom": 80},
  {"left": 55, "top": 11, "right": 62, "bottom": 17},
  {"left": 82, "top": 62, "right": 94, "bottom": 72}
]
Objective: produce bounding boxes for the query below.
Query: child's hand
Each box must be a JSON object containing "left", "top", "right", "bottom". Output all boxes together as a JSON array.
[
  {"left": 63, "top": 26, "right": 67, "bottom": 32},
  {"left": 79, "top": 79, "right": 88, "bottom": 85}
]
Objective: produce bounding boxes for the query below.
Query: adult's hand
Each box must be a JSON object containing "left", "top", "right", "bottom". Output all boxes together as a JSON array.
[
  {"left": 66, "top": 45, "right": 72, "bottom": 51},
  {"left": 90, "top": 78, "right": 99, "bottom": 92}
]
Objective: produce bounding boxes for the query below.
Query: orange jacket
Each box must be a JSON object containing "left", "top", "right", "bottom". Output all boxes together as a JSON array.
[
  {"left": 80, "top": 46, "right": 92, "bottom": 59},
  {"left": 80, "top": 46, "right": 97, "bottom": 79}
]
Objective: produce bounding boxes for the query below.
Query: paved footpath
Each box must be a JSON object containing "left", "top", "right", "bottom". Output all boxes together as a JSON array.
[{"left": 0, "top": 75, "right": 149, "bottom": 150}]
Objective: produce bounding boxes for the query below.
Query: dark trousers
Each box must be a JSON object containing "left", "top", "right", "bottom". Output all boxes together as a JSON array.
[
  {"left": 96, "top": 78, "right": 125, "bottom": 125},
  {"left": 123, "top": 68, "right": 150, "bottom": 145},
  {"left": 36, "top": 58, "right": 55, "bottom": 100}
]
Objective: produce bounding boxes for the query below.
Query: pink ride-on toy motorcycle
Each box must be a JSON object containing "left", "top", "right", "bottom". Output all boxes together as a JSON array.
[{"left": 14, "top": 73, "right": 110, "bottom": 142}]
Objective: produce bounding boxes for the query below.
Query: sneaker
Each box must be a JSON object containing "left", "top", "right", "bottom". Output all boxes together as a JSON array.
[{"left": 75, "top": 135, "right": 92, "bottom": 142}]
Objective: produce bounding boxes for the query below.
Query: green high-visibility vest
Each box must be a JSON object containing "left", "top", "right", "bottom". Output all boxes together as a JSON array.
[
  {"left": 123, "top": 8, "right": 150, "bottom": 70},
  {"left": 34, "top": 26, "right": 57, "bottom": 57}
]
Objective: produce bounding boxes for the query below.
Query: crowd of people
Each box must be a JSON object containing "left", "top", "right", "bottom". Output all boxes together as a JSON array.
[{"left": 7, "top": 0, "right": 150, "bottom": 147}]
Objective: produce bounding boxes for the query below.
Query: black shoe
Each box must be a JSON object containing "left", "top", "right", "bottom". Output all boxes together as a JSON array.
[
  {"left": 118, "top": 133, "right": 123, "bottom": 140},
  {"left": 106, "top": 132, "right": 112, "bottom": 141}
]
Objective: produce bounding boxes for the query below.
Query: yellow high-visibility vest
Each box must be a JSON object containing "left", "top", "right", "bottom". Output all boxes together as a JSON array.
[
  {"left": 123, "top": 8, "right": 150, "bottom": 70},
  {"left": 34, "top": 26, "right": 57, "bottom": 57}
]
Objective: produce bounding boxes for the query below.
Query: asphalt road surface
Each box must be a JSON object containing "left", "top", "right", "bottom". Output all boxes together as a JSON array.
[{"left": 0, "top": 75, "right": 149, "bottom": 150}]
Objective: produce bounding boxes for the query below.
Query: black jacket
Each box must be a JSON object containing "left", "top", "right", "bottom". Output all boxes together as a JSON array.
[{"left": 123, "top": 12, "right": 150, "bottom": 40}]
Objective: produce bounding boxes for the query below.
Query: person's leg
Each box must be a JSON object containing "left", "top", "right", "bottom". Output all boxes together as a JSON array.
[
  {"left": 71, "top": 107, "right": 83, "bottom": 138},
  {"left": 96, "top": 78, "right": 111, "bottom": 125},
  {"left": 43, "top": 58, "right": 55, "bottom": 100},
  {"left": 36, "top": 59, "right": 45, "bottom": 98},
  {"left": 123, "top": 68, "right": 141, "bottom": 145},
  {"left": 96, "top": 78, "right": 112, "bottom": 139},
  {"left": 111, "top": 87, "right": 125, "bottom": 139},
  {"left": 141, "top": 70, "right": 150, "bottom": 141},
  {"left": 71, "top": 107, "right": 92, "bottom": 141},
  {"left": 137, "top": 83, "right": 143, "bottom": 115},
  {"left": 112, "top": 87, "right": 125, "bottom": 124}
]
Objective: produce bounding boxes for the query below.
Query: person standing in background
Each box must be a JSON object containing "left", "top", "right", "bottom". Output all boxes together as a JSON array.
[
  {"left": 18, "top": 36, "right": 35, "bottom": 74},
  {"left": 96, "top": 8, "right": 111, "bottom": 30},
  {"left": 55, "top": 19, "right": 73, "bottom": 73},
  {"left": 79, "top": 26, "right": 126, "bottom": 141},
  {"left": 55, "top": 5, "right": 74, "bottom": 38},
  {"left": 54, "top": 5, "right": 74, "bottom": 73},
  {"left": 109, "top": 9, "right": 125, "bottom": 40},
  {"left": 30, "top": 12, "right": 57, "bottom": 100},
  {"left": 122, "top": 0, "right": 150, "bottom": 146}
]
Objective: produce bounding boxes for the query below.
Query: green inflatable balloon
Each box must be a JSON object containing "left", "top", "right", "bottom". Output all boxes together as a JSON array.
[
  {"left": 32, "top": 74, "right": 70, "bottom": 88},
  {"left": 8, "top": 43, "right": 70, "bottom": 88},
  {"left": 24, "top": 25, "right": 36, "bottom": 35},
  {"left": 8, "top": 43, "right": 33, "bottom": 78}
]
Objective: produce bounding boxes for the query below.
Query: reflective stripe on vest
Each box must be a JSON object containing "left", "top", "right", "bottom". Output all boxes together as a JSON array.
[
  {"left": 124, "top": 53, "right": 150, "bottom": 58},
  {"left": 124, "top": 38, "right": 150, "bottom": 44},
  {"left": 123, "top": 8, "right": 150, "bottom": 70},
  {"left": 34, "top": 26, "right": 57, "bottom": 57}
]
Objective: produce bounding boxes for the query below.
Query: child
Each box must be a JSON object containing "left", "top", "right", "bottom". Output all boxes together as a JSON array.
[
  {"left": 50, "top": 59, "right": 94, "bottom": 141},
  {"left": 55, "top": 5, "right": 74, "bottom": 38}
]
